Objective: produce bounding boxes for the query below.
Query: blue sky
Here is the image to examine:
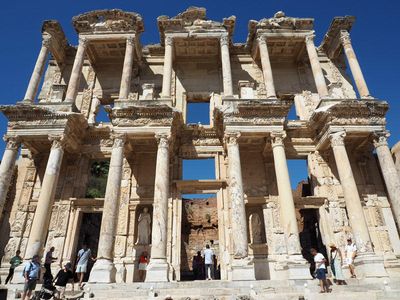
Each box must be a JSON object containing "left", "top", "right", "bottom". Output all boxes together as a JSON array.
[{"left": 0, "top": 0, "right": 399, "bottom": 188}]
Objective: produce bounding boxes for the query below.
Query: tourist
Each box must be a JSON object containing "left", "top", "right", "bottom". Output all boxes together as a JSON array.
[
  {"left": 138, "top": 251, "right": 149, "bottom": 282},
  {"left": 344, "top": 238, "right": 357, "bottom": 278},
  {"left": 203, "top": 244, "right": 214, "bottom": 280},
  {"left": 192, "top": 251, "right": 203, "bottom": 280},
  {"left": 54, "top": 263, "right": 74, "bottom": 299},
  {"left": 22, "top": 254, "right": 41, "bottom": 300},
  {"left": 75, "top": 244, "right": 95, "bottom": 289},
  {"left": 329, "top": 243, "right": 345, "bottom": 285},
  {"left": 310, "top": 248, "right": 330, "bottom": 293},
  {"left": 44, "top": 246, "right": 58, "bottom": 277},
  {"left": 5, "top": 249, "right": 22, "bottom": 284}
]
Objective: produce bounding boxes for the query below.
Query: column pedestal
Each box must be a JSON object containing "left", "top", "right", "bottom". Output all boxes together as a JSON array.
[
  {"left": 145, "top": 258, "right": 169, "bottom": 282},
  {"left": 89, "top": 259, "right": 116, "bottom": 283}
]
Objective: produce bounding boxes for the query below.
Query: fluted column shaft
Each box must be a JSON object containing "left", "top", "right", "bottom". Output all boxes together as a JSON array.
[
  {"left": 97, "top": 134, "right": 126, "bottom": 260},
  {"left": 305, "top": 35, "right": 329, "bottom": 98},
  {"left": 25, "top": 135, "right": 65, "bottom": 258},
  {"left": 23, "top": 38, "right": 51, "bottom": 102},
  {"left": 119, "top": 37, "right": 135, "bottom": 100},
  {"left": 271, "top": 131, "right": 301, "bottom": 255},
  {"left": 373, "top": 131, "right": 400, "bottom": 230},
  {"left": 258, "top": 36, "right": 276, "bottom": 98},
  {"left": 65, "top": 38, "right": 88, "bottom": 103},
  {"left": 330, "top": 132, "right": 372, "bottom": 252},
  {"left": 0, "top": 136, "right": 21, "bottom": 218},
  {"left": 161, "top": 37, "right": 173, "bottom": 98},
  {"left": 220, "top": 35, "right": 233, "bottom": 97},
  {"left": 340, "top": 30, "right": 370, "bottom": 98},
  {"left": 150, "top": 133, "right": 171, "bottom": 259},
  {"left": 225, "top": 132, "right": 248, "bottom": 258}
]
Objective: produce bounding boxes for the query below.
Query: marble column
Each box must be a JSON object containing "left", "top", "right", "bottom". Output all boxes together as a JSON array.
[
  {"left": 305, "top": 34, "right": 329, "bottom": 98},
  {"left": 64, "top": 37, "right": 88, "bottom": 104},
  {"left": 220, "top": 34, "right": 233, "bottom": 97},
  {"left": 25, "top": 135, "right": 65, "bottom": 259},
  {"left": 373, "top": 131, "right": 400, "bottom": 231},
  {"left": 161, "top": 36, "right": 173, "bottom": 98},
  {"left": 119, "top": 37, "right": 135, "bottom": 100},
  {"left": 90, "top": 134, "right": 126, "bottom": 283},
  {"left": 257, "top": 36, "right": 276, "bottom": 98},
  {"left": 146, "top": 133, "right": 171, "bottom": 282},
  {"left": 329, "top": 132, "right": 372, "bottom": 252},
  {"left": 340, "top": 30, "right": 370, "bottom": 98},
  {"left": 0, "top": 136, "right": 21, "bottom": 218},
  {"left": 225, "top": 132, "right": 248, "bottom": 258},
  {"left": 23, "top": 37, "right": 51, "bottom": 103},
  {"left": 270, "top": 131, "right": 301, "bottom": 255}
]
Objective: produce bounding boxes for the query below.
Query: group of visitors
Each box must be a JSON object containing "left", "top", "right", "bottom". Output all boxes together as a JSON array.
[
  {"left": 311, "top": 237, "right": 358, "bottom": 293},
  {"left": 192, "top": 244, "right": 219, "bottom": 280},
  {"left": 3, "top": 243, "right": 95, "bottom": 299}
]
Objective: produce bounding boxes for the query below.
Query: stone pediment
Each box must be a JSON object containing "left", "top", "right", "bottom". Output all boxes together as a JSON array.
[
  {"left": 41, "top": 20, "right": 69, "bottom": 64},
  {"left": 72, "top": 9, "right": 144, "bottom": 34},
  {"left": 157, "top": 7, "right": 235, "bottom": 46}
]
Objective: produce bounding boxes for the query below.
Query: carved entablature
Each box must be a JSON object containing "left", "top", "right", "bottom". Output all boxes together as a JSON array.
[
  {"left": 218, "top": 99, "right": 293, "bottom": 126},
  {"left": 319, "top": 16, "right": 355, "bottom": 59},
  {"left": 247, "top": 11, "right": 313, "bottom": 47},
  {"left": 180, "top": 125, "right": 222, "bottom": 147},
  {"left": 157, "top": 6, "right": 235, "bottom": 46},
  {"left": 42, "top": 20, "right": 69, "bottom": 64},
  {"left": 108, "top": 102, "right": 180, "bottom": 127},
  {"left": 72, "top": 9, "right": 144, "bottom": 34}
]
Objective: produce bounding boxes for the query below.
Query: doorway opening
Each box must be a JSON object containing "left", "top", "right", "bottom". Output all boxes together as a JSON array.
[
  {"left": 75, "top": 212, "right": 102, "bottom": 282},
  {"left": 180, "top": 193, "right": 220, "bottom": 281},
  {"left": 298, "top": 209, "right": 327, "bottom": 276}
]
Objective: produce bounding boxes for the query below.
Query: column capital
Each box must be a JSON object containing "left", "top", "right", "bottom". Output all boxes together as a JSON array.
[
  {"left": 329, "top": 131, "right": 346, "bottom": 147},
  {"left": 111, "top": 133, "right": 127, "bottom": 148},
  {"left": 305, "top": 34, "right": 316, "bottom": 44},
  {"left": 78, "top": 37, "right": 89, "bottom": 48},
  {"left": 48, "top": 134, "right": 67, "bottom": 150},
  {"left": 220, "top": 34, "right": 230, "bottom": 47},
  {"left": 126, "top": 36, "right": 135, "bottom": 46},
  {"left": 155, "top": 133, "right": 171, "bottom": 149},
  {"left": 372, "top": 131, "right": 390, "bottom": 148},
  {"left": 3, "top": 135, "right": 21, "bottom": 150},
  {"left": 257, "top": 35, "right": 267, "bottom": 46},
  {"left": 42, "top": 36, "right": 52, "bottom": 48},
  {"left": 270, "top": 131, "right": 287, "bottom": 147},
  {"left": 165, "top": 36, "right": 174, "bottom": 47},
  {"left": 339, "top": 30, "right": 351, "bottom": 47},
  {"left": 224, "top": 131, "right": 241, "bottom": 146}
]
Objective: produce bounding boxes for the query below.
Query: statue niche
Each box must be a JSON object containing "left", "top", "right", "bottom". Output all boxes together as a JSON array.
[
  {"left": 136, "top": 207, "right": 152, "bottom": 245},
  {"left": 249, "top": 213, "right": 263, "bottom": 244}
]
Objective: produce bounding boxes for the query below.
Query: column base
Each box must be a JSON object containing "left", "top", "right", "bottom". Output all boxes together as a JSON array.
[
  {"left": 145, "top": 258, "right": 169, "bottom": 282},
  {"left": 355, "top": 252, "right": 388, "bottom": 278},
  {"left": 231, "top": 257, "right": 255, "bottom": 281},
  {"left": 286, "top": 255, "right": 311, "bottom": 279},
  {"left": 88, "top": 259, "right": 116, "bottom": 283}
]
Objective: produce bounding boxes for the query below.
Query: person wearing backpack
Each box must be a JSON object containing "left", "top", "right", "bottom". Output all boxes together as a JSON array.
[
  {"left": 75, "top": 244, "right": 95, "bottom": 290},
  {"left": 22, "top": 255, "right": 41, "bottom": 300}
]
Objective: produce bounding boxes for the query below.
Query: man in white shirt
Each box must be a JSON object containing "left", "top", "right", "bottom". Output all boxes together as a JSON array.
[
  {"left": 75, "top": 244, "right": 95, "bottom": 289},
  {"left": 311, "top": 248, "right": 330, "bottom": 293},
  {"left": 344, "top": 238, "right": 357, "bottom": 278},
  {"left": 203, "top": 244, "right": 214, "bottom": 280}
]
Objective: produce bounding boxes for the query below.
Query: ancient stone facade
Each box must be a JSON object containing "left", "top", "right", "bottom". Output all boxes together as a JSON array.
[{"left": 1, "top": 7, "right": 400, "bottom": 285}]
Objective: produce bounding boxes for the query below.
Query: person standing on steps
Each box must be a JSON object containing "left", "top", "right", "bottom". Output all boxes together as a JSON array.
[
  {"left": 53, "top": 263, "right": 74, "bottom": 299},
  {"left": 5, "top": 250, "right": 22, "bottom": 284},
  {"left": 311, "top": 248, "right": 330, "bottom": 293},
  {"left": 203, "top": 244, "right": 214, "bottom": 280},
  {"left": 75, "top": 244, "right": 95, "bottom": 290},
  {"left": 21, "top": 254, "right": 41, "bottom": 300},
  {"left": 329, "top": 243, "right": 345, "bottom": 285},
  {"left": 344, "top": 238, "right": 357, "bottom": 278},
  {"left": 44, "top": 246, "right": 57, "bottom": 278},
  {"left": 138, "top": 251, "right": 149, "bottom": 282}
]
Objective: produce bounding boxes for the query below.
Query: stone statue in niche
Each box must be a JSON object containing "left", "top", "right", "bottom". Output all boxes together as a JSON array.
[
  {"left": 249, "top": 213, "right": 263, "bottom": 244},
  {"left": 136, "top": 207, "right": 152, "bottom": 245}
]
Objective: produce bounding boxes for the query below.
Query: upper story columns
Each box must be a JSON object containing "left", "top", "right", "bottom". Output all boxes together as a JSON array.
[
  {"left": 305, "top": 34, "right": 329, "bottom": 98},
  {"left": 220, "top": 34, "right": 233, "bottom": 97},
  {"left": 257, "top": 36, "right": 276, "bottom": 98},
  {"left": 119, "top": 36, "right": 136, "bottom": 100},
  {"left": 340, "top": 30, "right": 370, "bottom": 98},
  {"left": 161, "top": 36, "right": 174, "bottom": 98}
]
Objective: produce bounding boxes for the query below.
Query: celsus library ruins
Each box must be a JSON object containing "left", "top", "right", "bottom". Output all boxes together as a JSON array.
[{"left": 1, "top": 6, "right": 400, "bottom": 299}]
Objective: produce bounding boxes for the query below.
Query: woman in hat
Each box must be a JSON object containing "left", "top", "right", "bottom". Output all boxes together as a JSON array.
[{"left": 329, "top": 243, "right": 345, "bottom": 285}]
